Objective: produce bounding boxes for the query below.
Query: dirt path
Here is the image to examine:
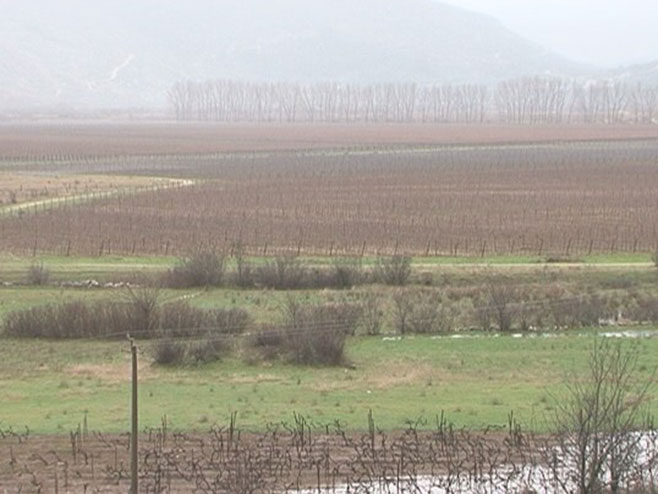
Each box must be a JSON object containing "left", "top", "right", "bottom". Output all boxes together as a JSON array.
[{"left": 0, "top": 177, "right": 195, "bottom": 216}]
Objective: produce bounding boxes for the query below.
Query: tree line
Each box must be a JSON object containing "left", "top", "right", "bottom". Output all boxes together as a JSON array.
[{"left": 168, "top": 77, "right": 658, "bottom": 124}]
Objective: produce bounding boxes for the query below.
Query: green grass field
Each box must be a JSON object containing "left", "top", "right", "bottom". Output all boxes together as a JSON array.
[
  {"left": 1, "top": 254, "right": 657, "bottom": 435},
  {"left": 0, "top": 252, "right": 653, "bottom": 283},
  {"left": 1, "top": 333, "right": 656, "bottom": 435}
]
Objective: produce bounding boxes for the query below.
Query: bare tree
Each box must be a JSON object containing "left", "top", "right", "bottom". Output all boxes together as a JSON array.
[
  {"left": 548, "top": 339, "right": 656, "bottom": 493},
  {"left": 632, "top": 83, "right": 658, "bottom": 124},
  {"left": 168, "top": 78, "right": 642, "bottom": 124}
]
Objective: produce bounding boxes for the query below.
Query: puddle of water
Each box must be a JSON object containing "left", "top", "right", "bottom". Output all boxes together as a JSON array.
[
  {"left": 297, "top": 435, "right": 658, "bottom": 494},
  {"left": 390, "top": 328, "right": 658, "bottom": 343}
]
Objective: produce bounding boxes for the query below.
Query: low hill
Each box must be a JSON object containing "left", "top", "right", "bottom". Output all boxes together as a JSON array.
[{"left": 0, "top": 0, "right": 589, "bottom": 111}]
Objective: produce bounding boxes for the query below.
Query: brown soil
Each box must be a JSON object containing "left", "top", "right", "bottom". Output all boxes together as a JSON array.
[
  {"left": 0, "top": 427, "right": 537, "bottom": 492},
  {"left": 1, "top": 123, "right": 657, "bottom": 159},
  {"left": 0, "top": 174, "right": 160, "bottom": 207},
  {"left": 1, "top": 139, "right": 656, "bottom": 257}
]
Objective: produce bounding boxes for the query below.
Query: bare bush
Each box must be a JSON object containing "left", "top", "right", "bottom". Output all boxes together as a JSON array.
[
  {"left": 549, "top": 291, "right": 614, "bottom": 329},
  {"left": 3, "top": 292, "right": 246, "bottom": 344},
  {"left": 4, "top": 301, "right": 93, "bottom": 338},
  {"left": 472, "top": 294, "right": 494, "bottom": 331},
  {"left": 121, "top": 287, "right": 161, "bottom": 335},
  {"left": 627, "top": 293, "right": 658, "bottom": 323},
  {"left": 152, "top": 339, "right": 187, "bottom": 365},
  {"left": 188, "top": 336, "right": 230, "bottom": 364},
  {"left": 26, "top": 261, "right": 50, "bottom": 285},
  {"left": 281, "top": 298, "right": 354, "bottom": 366},
  {"left": 330, "top": 257, "right": 364, "bottom": 288},
  {"left": 409, "top": 290, "right": 450, "bottom": 334},
  {"left": 248, "top": 324, "right": 285, "bottom": 361},
  {"left": 358, "top": 292, "right": 384, "bottom": 335},
  {"left": 374, "top": 255, "right": 412, "bottom": 286},
  {"left": 392, "top": 288, "right": 452, "bottom": 334},
  {"left": 232, "top": 243, "right": 256, "bottom": 288},
  {"left": 207, "top": 307, "right": 251, "bottom": 335},
  {"left": 164, "top": 250, "right": 226, "bottom": 288},
  {"left": 392, "top": 289, "right": 414, "bottom": 334},
  {"left": 480, "top": 275, "right": 519, "bottom": 332},
  {"left": 159, "top": 301, "right": 207, "bottom": 336},
  {"left": 256, "top": 255, "right": 306, "bottom": 289}
]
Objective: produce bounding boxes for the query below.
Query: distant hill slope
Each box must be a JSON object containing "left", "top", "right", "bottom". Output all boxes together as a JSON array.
[
  {"left": 0, "top": 0, "right": 589, "bottom": 111},
  {"left": 607, "top": 60, "right": 658, "bottom": 85}
]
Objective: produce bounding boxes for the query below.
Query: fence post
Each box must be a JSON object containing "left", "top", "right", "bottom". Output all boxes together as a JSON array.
[{"left": 129, "top": 336, "right": 138, "bottom": 494}]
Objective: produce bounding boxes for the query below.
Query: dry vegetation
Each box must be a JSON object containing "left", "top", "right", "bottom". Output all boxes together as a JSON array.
[
  {"left": 0, "top": 173, "right": 160, "bottom": 206},
  {"left": 0, "top": 421, "right": 545, "bottom": 493},
  {"left": 1, "top": 139, "right": 657, "bottom": 256},
  {"left": 3, "top": 407, "right": 657, "bottom": 493}
]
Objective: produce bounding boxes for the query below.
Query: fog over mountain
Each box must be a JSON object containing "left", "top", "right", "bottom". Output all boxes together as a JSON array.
[
  {"left": 0, "top": 0, "right": 629, "bottom": 112},
  {"left": 608, "top": 60, "right": 658, "bottom": 86},
  {"left": 438, "top": 0, "right": 658, "bottom": 68}
]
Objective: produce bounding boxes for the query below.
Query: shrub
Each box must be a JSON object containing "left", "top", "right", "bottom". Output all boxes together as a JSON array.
[
  {"left": 516, "top": 297, "right": 545, "bottom": 332},
  {"left": 188, "top": 335, "right": 230, "bottom": 364},
  {"left": 236, "top": 255, "right": 364, "bottom": 290},
  {"left": 357, "top": 292, "right": 384, "bottom": 335},
  {"left": 545, "top": 287, "right": 573, "bottom": 330},
  {"left": 392, "top": 288, "right": 452, "bottom": 334},
  {"left": 26, "top": 262, "right": 50, "bottom": 285},
  {"left": 627, "top": 293, "right": 658, "bottom": 323},
  {"left": 374, "top": 255, "right": 412, "bottom": 286},
  {"left": 574, "top": 293, "right": 614, "bottom": 327},
  {"left": 472, "top": 294, "right": 494, "bottom": 331},
  {"left": 549, "top": 291, "right": 613, "bottom": 329},
  {"left": 4, "top": 301, "right": 92, "bottom": 338},
  {"left": 249, "top": 324, "right": 285, "bottom": 360},
  {"left": 152, "top": 339, "right": 187, "bottom": 365},
  {"left": 3, "top": 293, "right": 249, "bottom": 343},
  {"left": 330, "top": 257, "right": 363, "bottom": 288},
  {"left": 3, "top": 300, "right": 139, "bottom": 339},
  {"left": 544, "top": 256, "right": 583, "bottom": 264},
  {"left": 152, "top": 331, "right": 231, "bottom": 366},
  {"left": 281, "top": 299, "right": 352, "bottom": 366},
  {"left": 407, "top": 291, "right": 451, "bottom": 334},
  {"left": 207, "top": 307, "right": 251, "bottom": 334},
  {"left": 392, "top": 289, "right": 414, "bottom": 334},
  {"left": 233, "top": 250, "right": 256, "bottom": 288},
  {"left": 159, "top": 301, "right": 207, "bottom": 337},
  {"left": 121, "top": 287, "right": 161, "bottom": 336},
  {"left": 164, "top": 250, "right": 226, "bottom": 288},
  {"left": 599, "top": 274, "right": 636, "bottom": 290},
  {"left": 256, "top": 255, "right": 306, "bottom": 289},
  {"left": 483, "top": 275, "right": 519, "bottom": 332}
]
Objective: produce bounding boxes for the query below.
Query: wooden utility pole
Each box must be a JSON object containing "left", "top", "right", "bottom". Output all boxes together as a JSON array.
[{"left": 130, "top": 337, "right": 138, "bottom": 493}]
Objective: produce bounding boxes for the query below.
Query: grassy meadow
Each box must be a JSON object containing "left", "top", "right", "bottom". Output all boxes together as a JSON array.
[
  {"left": 1, "top": 253, "right": 657, "bottom": 435},
  {"left": 2, "top": 332, "right": 657, "bottom": 435}
]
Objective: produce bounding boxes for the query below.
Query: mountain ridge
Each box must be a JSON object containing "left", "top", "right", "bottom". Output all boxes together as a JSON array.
[{"left": 0, "top": 0, "right": 597, "bottom": 111}]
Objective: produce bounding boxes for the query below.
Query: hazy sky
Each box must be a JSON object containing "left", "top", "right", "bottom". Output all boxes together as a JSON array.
[{"left": 439, "top": 0, "right": 658, "bottom": 68}]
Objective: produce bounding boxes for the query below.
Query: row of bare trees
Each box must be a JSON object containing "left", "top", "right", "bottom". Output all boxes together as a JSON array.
[
  {"left": 167, "top": 81, "right": 486, "bottom": 123},
  {"left": 169, "top": 78, "right": 658, "bottom": 124}
]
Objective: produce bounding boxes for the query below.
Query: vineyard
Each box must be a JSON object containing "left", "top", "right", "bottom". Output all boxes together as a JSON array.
[
  {"left": 0, "top": 139, "right": 657, "bottom": 257},
  {"left": 1, "top": 123, "right": 658, "bottom": 160},
  {"left": 3, "top": 411, "right": 658, "bottom": 493}
]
